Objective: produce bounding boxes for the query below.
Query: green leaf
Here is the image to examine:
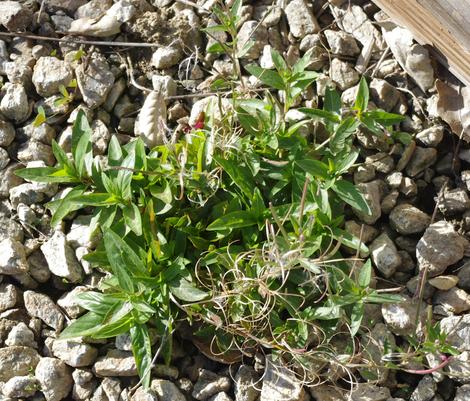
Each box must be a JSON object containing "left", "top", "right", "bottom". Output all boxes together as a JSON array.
[
  {"left": 354, "top": 76, "right": 369, "bottom": 112},
  {"left": 15, "top": 167, "right": 79, "bottom": 183},
  {"left": 334, "top": 148, "right": 359, "bottom": 175},
  {"left": 74, "top": 127, "right": 92, "bottom": 178},
  {"left": 245, "top": 64, "right": 285, "bottom": 90},
  {"left": 169, "top": 276, "right": 208, "bottom": 302},
  {"left": 123, "top": 203, "right": 142, "bottom": 236},
  {"left": 207, "top": 42, "right": 225, "bottom": 54},
  {"left": 330, "top": 117, "right": 361, "bottom": 154},
  {"left": 207, "top": 210, "right": 257, "bottom": 231},
  {"left": 230, "top": 0, "right": 242, "bottom": 18},
  {"left": 59, "top": 312, "right": 104, "bottom": 339},
  {"left": 271, "top": 48, "right": 287, "bottom": 72},
  {"left": 48, "top": 188, "right": 85, "bottom": 227},
  {"left": 365, "top": 292, "right": 403, "bottom": 304},
  {"left": 32, "top": 106, "right": 46, "bottom": 127},
  {"left": 52, "top": 140, "right": 76, "bottom": 176},
  {"left": 236, "top": 40, "right": 255, "bottom": 58},
  {"left": 350, "top": 301, "right": 364, "bottom": 335},
  {"left": 214, "top": 155, "right": 256, "bottom": 199},
  {"left": 324, "top": 87, "right": 341, "bottom": 115},
  {"left": 297, "top": 108, "right": 340, "bottom": 124},
  {"left": 103, "top": 230, "right": 147, "bottom": 293},
  {"left": 358, "top": 260, "right": 372, "bottom": 288},
  {"left": 75, "top": 291, "right": 123, "bottom": 315},
  {"left": 69, "top": 193, "right": 117, "bottom": 206},
  {"left": 332, "top": 179, "right": 371, "bottom": 215},
  {"left": 292, "top": 49, "right": 313, "bottom": 74},
  {"left": 363, "top": 110, "right": 405, "bottom": 126},
  {"left": 296, "top": 159, "right": 329, "bottom": 180},
  {"left": 72, "top": 110, "right": 92, "bottom": 157},
  {"left": 130, "top": 324, "right": 152, "bottom": 388},
  {"left": 108, "top": 136, "right": 123, "bottom": 166}
]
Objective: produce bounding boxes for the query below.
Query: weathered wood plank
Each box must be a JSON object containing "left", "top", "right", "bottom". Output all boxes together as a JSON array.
[{"left": 372, "top": 0, "right": 470, "bottom": 87}]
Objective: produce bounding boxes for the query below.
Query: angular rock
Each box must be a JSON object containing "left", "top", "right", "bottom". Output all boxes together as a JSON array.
[
  {"left": 370, "top": 233, "right": 401, "bottom": 278},
  {"left": 410, "top": 376, "right": 436, "bottom": 401},
  {"left": 455, "top": 385, "right": 470, "bottom": 401},
  {"left": 433, "top": 287, "right": 470, "bottom": 315},
  {"left": 17, "top": 140, "right": 55, "bottom": 166},
  {"left": 284, "top": 0, "right": 320, "bottom": 38},
  {"left": 0, "top": 345, "right": 40, "bottom": 381},
  {"left": 151, "top": 46, "right": 182, "bottom": 69},
  {"left": 344, "top": 220, "right": 378, "bottom": 244},
  {"left": 354, "top": 181, "right": 382, "bottom": 224},
  {"left": 365, "top": 152, "right": 394, "bottom": 174},
  {"left": 330, "top": 58, "right": 360, "bottom": 90},
  {"left": 52, "top": 339, "right": 98, "bottom": 367},
  {"left": 324, "top": 29, "right": 360, "bottom": 56},
  {"left": 406, "top": 147, "right": 437, "bottom": 177},
  {"left": 151, "top": 379, "right": 186, "bottom": 401},
  {"left": 5, "top": 322, "right": 37, "bottom": 348},
  {"left": 102, "top": 377, "right": 121, "bottom": 401},
  {"left": 57, "top": 286, "right": 87, "bottom": 318},
  {"left": 0, "top": 82, "right": 30, "bottom": 122},
  {"left": 35, "top": 357, "right": 73, "bottom": 401},
  {"left": 0, "top": 283, "right": 18, "bottom": 312},
  {"left": 457, "top": 261, "right": 470, "bottom": 292},
  {"left": 93, "top": 350, "right": 137, "bottom": 376},
  {"left": 2, "top": 375, "right": 39, "bottom": 398},
  {"left": 0, "top": 239, "right": 28, "bottom": 275},
  {"left": 381, "top": 295, "right": 426, "bottom": 336},
  {"left": 428, "top": 275, "right": 459, "bottom": 291},
  {"left": 41, "top": 231, "right": 84, "bottom": 283},
  {"left": 385, "top": 172, "right": 403, "bottom": 189},
  {"left": 234, "top": 365, "right": 260, "bottom": 401},
  {"left": 32, "top": 57, "right": 74, "bottom": 97},
  {"left": 369, "top": 78, "right": 400, "bottom": 112},
  {"left": 0, "top": 119, "right": 15, "bottom": 147},
  {"left": 350, "top": 383, "right": 390, "bottom": 401},
  {"left": 389, "top": 204, "right": 430, "bottom": 235},
  {"left": 237, "top": 21, "right": 268, "bottom": 60},
  {"left": 76, "top": 54, "right": 114, "bottom": 109},
  {"left": 416, "top": 221, "right": 469, "bottom": 277},
  {"left": 416, "top": 126, "right": 444, "bottom": 147},
  {"left": 439, "top": 188, "right": 470, "bottom": 215},
  {"left": 0, "top": 1, "right": 33, "bottom": 31},
  {"left": 260, "top": 357, "right": 307, "bottom": 401},
  {"left": 445, "top": 351, "right": 470, "bottom": 384},
  {"left": 24, "top": 291, "right": 64, "bottom": 331},
  {"left": 354, "top": 164, "right": 376, "bottom": 184},
  {"left": 193, "top": 369, "right": 231, "bottom": 401}
]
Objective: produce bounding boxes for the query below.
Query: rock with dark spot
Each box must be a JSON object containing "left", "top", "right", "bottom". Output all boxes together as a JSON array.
[{"left": 389, "top": 204, "right": 430, "bottom": 234}]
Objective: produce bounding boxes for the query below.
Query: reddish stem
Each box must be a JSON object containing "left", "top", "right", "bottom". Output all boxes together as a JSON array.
[{"left": 403, "top": 354, "right": 452, "bottom": 375}]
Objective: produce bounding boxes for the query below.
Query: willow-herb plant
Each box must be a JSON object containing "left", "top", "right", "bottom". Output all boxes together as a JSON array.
[{"left": 18, "top": 47, "right": 453, "bottom": 388}]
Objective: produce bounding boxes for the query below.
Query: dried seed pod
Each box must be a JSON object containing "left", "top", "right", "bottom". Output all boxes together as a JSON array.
[{"left": 135, "top": 90, "right": 167, "bottom": 148}]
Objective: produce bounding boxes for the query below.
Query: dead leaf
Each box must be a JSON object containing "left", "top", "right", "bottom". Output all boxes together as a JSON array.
[{"left": 436, "top": 79, "right": 470, "bottom": 142}]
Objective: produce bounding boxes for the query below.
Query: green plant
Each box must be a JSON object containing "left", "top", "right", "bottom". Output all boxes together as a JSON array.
[{"left": 18, "top": 49, "right": 439, "bottom": 387}]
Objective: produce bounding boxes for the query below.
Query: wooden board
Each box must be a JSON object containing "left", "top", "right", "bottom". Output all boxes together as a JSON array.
[{"left": 372, "top": 0, "right": 470, "bottom": 87}]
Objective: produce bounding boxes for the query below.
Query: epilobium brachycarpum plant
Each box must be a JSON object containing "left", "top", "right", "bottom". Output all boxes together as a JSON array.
[{"left": 17, "top": 47, "right": 454, "bottom": 388}]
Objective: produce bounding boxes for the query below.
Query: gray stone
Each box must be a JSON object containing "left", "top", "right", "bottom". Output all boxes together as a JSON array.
[
  {"left": 385, "top": 172, "right": 403, "bottom": 189},
  {"left": 0, "top": 82, "right": 30, "bottom": 122},
  {"left": 0, "top": 1, "right": 33, "bottom": 31},
  {"left": 0, "top": 346, "right": 40, "bottom": 381},
  {"left": 344, "top": 220, "right": 378, "bottom": 244},
  {"left": 381, "top": 295, "right": 426, "bottom": 336},
  {"left": 131, "top": 387, "right": 159, "bottom": 401},
  {"left": 438, "top": 314, "right": 470, "bottom": 354},
  {"left": 76, "top": 54, "right": 114, "bottom": 109},
  {"left": 433, "top": 287, "right": 470, "bottom": 315},
  {"left": 416, "top": 221, "right": 469, "bottom": 277},
  {"left": 57, "top": 286, "right": 87, "bottom": 319},
  {"left": 102, "top": 377, "right": 121, "bottom": 401},
  {"left": 5, "top": 322, "right": 37, "bottom": 347},
  {"left": 260, "top": 357, "right": 307, "bottom": 401},
  {"left": 32, "top": 57, "right": 74, "bottom": 97},
  {"left": 370, "top": 233, "right": 401, "bottom": 278},
  {"left": 253, "top": 5, "right": 282, "bottom": 27},
  {"left": 151, "top": 379, "right": 186, "bottom": 401},
  {"left": 284, "top": 0, "right": 320, "bottom": 38},
  {"left": 354, "top": 164, "right": 376, "bottom": 184},
  {"left": 0, "top": 147, "right": 9, "bottom": 170},
  {"left": 389, "top": 204, "right": 430, "bottom": 234},
  {"left": 406, "top": 147, "right": 437, "bottom": 177},
  {"left": 28, "top": 250, "right": 52, "bottom": 284},
  {"left": 234, "top": 365, "right": 260, "bottom": 401},
  {"left": 93, "top": 350, "right": 137, "bottom": 376},
  {"left": 0, "top": 239, "right": 28, "bottom": 275},
  {"left": 2, "top": 375, "right": 39, "bottom": 398},
  {"left": 354, "top": 181, "right": 382, "bottom": 224},
  {"left": 369, "top": 78, "right": 400, "bottom": 112},
  {"left": 0, "top": 283, "right": 18, "bottom": 312},
  {"left": 24, "top": 291, "right": 64, "bottom": 331},
  {"left": 41, "top": 231, "right": 84, "bottom": 283},
  {"left": 445, "top": 351, "right": 470, "bottom": 384},
  {"left": 35, "top": 357, "right": 73, "bottom": 401},
  {"left": 193, "top": 369, "right": 231, "bottom": 400},
  {"left": 9, "top": 183, "right": 45, "bottom": 208},
  {"left": 438, "top": 188, "right": 470, "bottom": 215},
  {"left": 330, "top": 58, "right": 360, "bottom": 90},
  {"left": 455, "top": 385, "right": 470, "bottom": 401},
  {"left": 324, "top": 29, "right": 360, "bottom": 56},
  {"left": 462, "top": 171, "right": 470, "bottom": 192},
  {"left": 17, "top": 140, "right": 55, "bottom": 166},
  {"left": 350, "top": 383, "right": 391, "bottom": 401},
  {"left": 309, "top": 385, "right": 346, "bottom": 401},
  {"left": 0, "top": 120, "right": 15, "bottom": 147},
  {"left": 237, "top": 21, "right": 268, "bottom": 60},
  {"left": 399, "top": 177, "right": 418, "bottom": 197},
  {"left": 209, "top": 393, "right": 233, "bottom": 401},
  {"left": 410, "top": 376, "right": 436, "bottom": 401},
  {"left": 396, "top": 140, "right": 416, "bottom": 172},
  {"left": 365, "top": 152, "right": 395, "bottom": 174},
  {"left": 457, "top": 261, "right": 470, "bottom": 292},
  {"left": 52, "top": 339, "right": 98, "bottom": 367},
  {"left": 428, "top": 275, "right": 459, "bottom": 291},
  {"left": 416, "top": 126, "right": 444, "bottom": 147},
  {"left": 381, "top": 190, "right": 398, "bottom": 214},
  {"left": 151, "top": 46, "right": 182, "bottom": 69},
  {"left": 66, "top": 215, "right": 99, "bottom": 249}
]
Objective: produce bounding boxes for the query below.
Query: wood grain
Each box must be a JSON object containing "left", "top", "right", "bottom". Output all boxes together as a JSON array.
[{"left": 372, "top": 0, "right": 470, "bottom": 87}]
